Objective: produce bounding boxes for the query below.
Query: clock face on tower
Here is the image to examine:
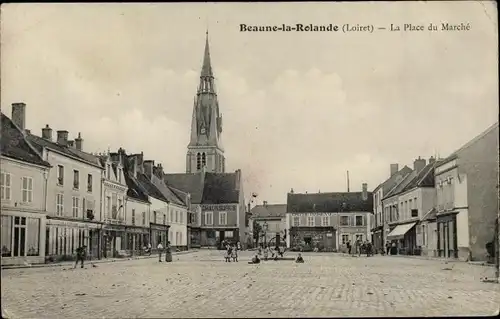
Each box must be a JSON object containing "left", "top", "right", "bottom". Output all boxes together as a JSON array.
[{"left": 200, "top": 127, "right": 206, "bottom": 134}]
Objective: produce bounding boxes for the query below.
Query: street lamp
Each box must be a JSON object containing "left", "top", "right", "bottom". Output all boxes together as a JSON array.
[{"left": 263, "top": 221, "right": 269, "bottom": 247}]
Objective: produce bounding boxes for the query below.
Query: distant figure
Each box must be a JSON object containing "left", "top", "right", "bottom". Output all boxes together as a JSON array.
[
  {"left": 165, "top": 242, "right": 173, "bottom": 262},
  {"left": 74, "top": 245, "right": 87, "bottom": 269},
  {"left": 278, "top": 246, "right": 285, "bottom": 258},
  {"left": 295, "top": 253, "right": 304, "bottom": 263},
  {"left": 157, "top": 242, "right": 164, "bottom": 262},
  {"left": 386, "top": 241, "right": 391, "bottom": 256},
  {"left": 248, "top": 254, "right": 261, "bottom": 264},
  {"left": 225, "top": 244, "right": 232, "bottom": 262},
  {"left": 346, "top": 241, "right": 351, "bottom": 255},
  {"left": 366, "top": 241, "right": 373, "bottom": 257},
  {"left": 231, "top": 244, "right": 238, "bottom": 262}
]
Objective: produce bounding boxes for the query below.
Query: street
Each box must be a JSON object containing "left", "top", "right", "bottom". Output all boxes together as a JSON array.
[{"left": 1, "top": 250, "right": 499, "bottom": 318}]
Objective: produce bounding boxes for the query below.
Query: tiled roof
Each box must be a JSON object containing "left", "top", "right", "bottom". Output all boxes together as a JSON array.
[
  {"left": 137, "top": 173, "right": 168, "bottom": 202},
  {"left": 123, "top": 170, "right": 149, "bottom": 203},
  {"left": 383, "top": 170, "right": 415, "bottom": 200},
  {"left": 401, "top": 162, "right": 438, "bottom": 191},
  {"left": 0, "top": 113, "right": 51, "bottom": 167},
  {"left": 287, "top": 192, "right": 373, "bottom": 213},
  {"left": 202, "top": 172, "right": 239, "bottom": 204},
  {"left": 150, "top": 174, "right": 185, "bottom": 206},
  {"left": 164, "top": 173, "right": 204, "bottom": 204},
  {"left": 26, "top": 133, "right": 102, "bottom": 168},
  {"left": 380, "top": 166, "right": 413, "bottom": 195},
  {"left": 163, "top": 172, "right": 240, "bottom": 205},
  {"left": 250, "top": 204, "right": 287, "bottom": 218}
]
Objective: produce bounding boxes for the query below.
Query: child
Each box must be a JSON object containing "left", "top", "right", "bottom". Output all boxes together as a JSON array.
[
  {"left": 248, "top": 254, "right": 261, "bottom": 264},
  {"left": 225, "top": 245, "right": 232, "bottom": 262},
  {"left": 231, "top": 244, "right": 238, "bottom": 262},
  {"left": 296, "top": 253, "right": 304, "bottom": 263}
]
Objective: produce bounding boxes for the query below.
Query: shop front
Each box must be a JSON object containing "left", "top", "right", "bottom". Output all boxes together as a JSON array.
[
  {"left": 436, "top": 212, "right": 458, "bottom": 259},
  {"left": 289, "top": 226, "right": 336, "bottom": 251},
  {"left": 45, "top": 217, "right": 101, "bottom": 262},
  {"left": 124, "top": 225, "right": 150, "bottom": 254},
  {"left": 102, "top": 223, "right": 126, "bottom": 258},
  {"left": 371, "top": 225, "right": 383, "bottom": 253},
  {"left": 387, "top": 222, "right": 418, "bottom": 255},
  {"left": 150, "top": 223, "right": 170, "bottom": 249},
  {"left": 1, "top": 211, "right": 47, "bottom": 266}
]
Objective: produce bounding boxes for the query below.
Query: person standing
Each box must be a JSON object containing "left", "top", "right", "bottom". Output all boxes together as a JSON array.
[
  {"left": 74, "top": 245, "right": 87, "bottom": 269},
  {"left": 346, "top": 240, "right": 351, "bottom": 255},
  {"left": 157, "top": 241, "right": 164, "bottom": 262}
]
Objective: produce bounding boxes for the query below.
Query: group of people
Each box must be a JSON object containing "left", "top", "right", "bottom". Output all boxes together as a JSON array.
[
  {"left": 224, "top": 243, "right": 239, "bottom": 262},
  {"left": 248, "top": 252, "right": 304, "bottom": 264},
  {"left": 258, "top": 245, "right": 285, "bottom": 261},
  {"left": 346, "top": 239, "right": 373, "bottom": 257},
  {"left": 157, "top": 241, "right": 173, "bottom": 262}
]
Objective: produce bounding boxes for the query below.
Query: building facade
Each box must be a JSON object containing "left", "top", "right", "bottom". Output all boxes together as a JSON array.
[
  {"left": 384, "top": 157, "right": 438, "bottom": 255},
  {"left": 1, "top": 109, "right": 52, "bottom": 266},
  {"left": 285, "top": 185, "right": 373, "bottom": 252},
  {"left": 249, "top": 202, "right": 287, "bottom": 248},
  {"left": 371, "top": 164, "right": 412, "bottom": 252},
  {"left": 434, "top": 123, "right": 499, "bottom": 261}
]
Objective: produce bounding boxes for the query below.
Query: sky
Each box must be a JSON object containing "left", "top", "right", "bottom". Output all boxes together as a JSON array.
[{"left": 1, "top": 2, "right": 498, "bottom": 205}]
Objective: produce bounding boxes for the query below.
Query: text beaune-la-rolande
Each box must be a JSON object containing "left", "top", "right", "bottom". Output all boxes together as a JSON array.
[{"left": 240, "top": 24, "right": 340, "bottom": 32}]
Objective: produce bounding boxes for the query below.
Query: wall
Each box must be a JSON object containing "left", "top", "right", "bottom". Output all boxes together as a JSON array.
[
  {"left": 1, "top": 157, "right": 48, "bottom": 213},
  {"left": 458, "top": 124, "right": 499, "bottom": 261},
  {"left": 124, "top": 197, "right": 150, "bottom": 228},
  {"left": 45, "top": 150, "right": 103, "bottom": 221},
  {"left": 201, "top": 204, "right": 238, "bottom": 228},
  {"left": 168, "top": 203, "right": 188, "bottom": 247}
]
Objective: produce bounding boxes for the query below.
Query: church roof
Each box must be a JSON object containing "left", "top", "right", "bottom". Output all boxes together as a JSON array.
[
  {"left": 163, "top": 171, "right": 240, "bottom": 205},
  {"left": 250, "top": 204, "right": 287, "bottom": 219},
  {"left": 201, "top": 31, "right": 213, "bottom": 78},
  {"left": 0, "top": 113, "right": 51, "bottom": 167},
  {"left": 287, "top": 191, "right": 373, "bottom": 213}
]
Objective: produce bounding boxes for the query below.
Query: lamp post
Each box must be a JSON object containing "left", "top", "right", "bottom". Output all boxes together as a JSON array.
[{"left": 263, "top": 221, "right": 269, "bottom": 248}]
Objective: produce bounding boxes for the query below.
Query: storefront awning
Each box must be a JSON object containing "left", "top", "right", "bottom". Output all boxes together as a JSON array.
[{"left": 387, "top": 222, "right": 417, "bottom": 240}]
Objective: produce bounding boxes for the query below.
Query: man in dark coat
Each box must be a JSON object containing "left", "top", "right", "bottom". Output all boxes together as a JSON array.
[{"left": 74, "top": 245, "right": 87, "bottom": 269}]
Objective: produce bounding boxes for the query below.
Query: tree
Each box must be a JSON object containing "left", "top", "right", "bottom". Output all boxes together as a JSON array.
[{"left": 253, "top": 220, "right": 262, "bottom": 247}]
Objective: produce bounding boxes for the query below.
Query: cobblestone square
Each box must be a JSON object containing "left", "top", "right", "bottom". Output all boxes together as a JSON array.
[{"left": 2, "top": 251, "right": 499, "bottom": 318}]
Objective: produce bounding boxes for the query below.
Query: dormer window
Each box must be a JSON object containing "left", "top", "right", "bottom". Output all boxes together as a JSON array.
[{"left": 106, "top": 164, "right": 111, "bottom": 179}]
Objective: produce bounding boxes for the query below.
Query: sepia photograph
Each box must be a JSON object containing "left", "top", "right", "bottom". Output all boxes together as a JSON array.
[{"left": 1, "top": 1, "right": 499, "bottom": 318}]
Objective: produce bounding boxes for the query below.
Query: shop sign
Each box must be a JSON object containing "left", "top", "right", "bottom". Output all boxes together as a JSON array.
[{"left": 47, "top": 219, "right": 95, "bottom": 229}]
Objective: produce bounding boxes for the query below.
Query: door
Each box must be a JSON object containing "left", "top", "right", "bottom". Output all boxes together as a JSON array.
[
  {"left": 443, "top": 225, "right": 449, "bottom": 258},
  {"left": 219, "top": 231, "right": 225, "bottom": 247}
]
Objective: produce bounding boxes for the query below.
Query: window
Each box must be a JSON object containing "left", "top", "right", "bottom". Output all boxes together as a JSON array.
[
  {"left": 73, "top": 170, "right": 79, "bottom": 189},
  {"left": 205, "top": 211, "right": 213, "bottom": 225},
  {"left": 142, "top": 212, "right": 146, "bottom": 225},
  {"left": 307, "top": 215, "right": 315, "bottom": 226},
  {"left": 355, "top": 216, "right": 363, "bottom": 226},
  {"left": 72, "top": 196, "right": 79, "bottom": 218},
  {"left": 87, "top": 174, "right": 93, "bottom": 192},
  {"left": 107, "top": 164, "right": 111, "bottom": 179},
  {"left": 56, "top": 193, "right": 64, "bottom": 215},
  {"left": 219, "top": 211, "right": 227, "bottom": 225},
  {"left": 340, "top": 216, "right": 349, "bottom": 226},
  {"left": 118, "top": 198, "right": 122, "bottom": 216},
  {"left": 293, "top": 216, "right": 300, "bottom": 227},
  {"left": 170, "top": 210, "right": 173, "bottom": 222},
  {"left": 411, "top": 209, "right": 418, "bottom": 218},
  {"left": 355, "top": 234, "right": 363, "bottom": 242},
  {"left": 196, "top": 153, "right": 201, "bottom": 170},
  {"left": 12, "top": 217, "right": 27, "bottom": 257},
  {"left": 409, "top": 199, "right": 412, "bottom": 212},
  {"left": 180, "top": 211, "right": 184, "bottom": 224},
  {"left": 82, "top": 198, "right": 86, "bottom": 215},
  {"left": 57, "top": 165, "right": 64, "bottom": 185},
  {"left": 224, "top": 231, "right": 234, "bottom": 238},
  {"left": 153, "top": 211, "right": 157, "bottom": 224},
  {"left": 202, "top": 153, "right": 206, "bottom": 167},
  {"left": 22, "top": 177, "right": 33, "bottom": 203},
  {"left": 422, "top": 225, "right": 427, "bottom": 245},
  {"left": 132, "top": 209, "right": 136, "bottom": 225},
  {"left": 341, "top": 234, "right": 350, "bottom": 244},
  {"left": 26, "top": 218, "right": 40, "bottom": 256},
  {"left": 1, "top": 172, "right": 11, "bottom": 200},
  {"left": 163, "top": 214, "right": 166, "bottom": 225},
  {"left": 106, "top": 196, "right": 111, "bottom": 218},
  {"left": 321, "top": 216, "right": 330, "bottom": 226}
]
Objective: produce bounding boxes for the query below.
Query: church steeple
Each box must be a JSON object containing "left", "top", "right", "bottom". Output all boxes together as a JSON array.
[{"left": 186, "top": 32, "right": 225, "bottom": 174}]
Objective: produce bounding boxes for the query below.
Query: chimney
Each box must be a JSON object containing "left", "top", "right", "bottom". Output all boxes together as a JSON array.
[
  {"left": 235, "top": 169, "right": 241, "bottom": 191},
  {"left": 25, "top": 129, "right": 31, "bottom": 134},
  {"left": 42, "top": 125, "right": 52, "bottom": 140},
  {"left": 67, "top": 140, "right": 75, "bottom": 148},
  {"left": 11, "top": 102, "right": 26, "bottom": 130},
  {"left": 75, "top": 132, "right": 83, "bottom": 151},
  {"left": 56, "top": 130, "right": 69, "bottom": 146},
  {"left": 134, "top": 152, "right": 144, "bottom": 173},
  {"left": 390, "top": 163, "right": 399, "bottom": 177},
  {"left": 413, "top": 156, "right": 427, "bottom": 173},
  {"left": 290, "top": 188, "right": 294, "bottom": 194},
  {"left": 263, "top": 201, "right": 268, "bottom": 207},
  {"left": 362, "top": 183, "right": 368, "bottom": 201},
  {"left": 143, "top": 160, "right": 154, "bottom": 178},
  {"left": 128, "top": 156, "right": 138, "bottom": 178},
  {"left": 429, "top": 156, "right": 436, "bottom": 164}
]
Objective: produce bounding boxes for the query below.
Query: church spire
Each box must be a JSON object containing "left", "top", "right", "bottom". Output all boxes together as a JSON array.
[{"left": 201, "top": 30, "right": 213, "bottom": 78}]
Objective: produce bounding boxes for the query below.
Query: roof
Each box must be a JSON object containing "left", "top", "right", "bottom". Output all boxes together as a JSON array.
[
  {"left": 381, "top": 166, "right": 413, "bottom": 194},
  {"left": 163, "top": 172, "right": 240, "bottom": 205},
  {"left": 164, "top": 173, "right": 204, "bottom": 203},
  {"left": 250, "top": 204, "right": 287, "bottom": 218},
  {"left": 150, "top": 174, "right": 185, "bottom": 206},
  {"left": 0, "top": 113, "right": 51, "bottom": 167},
  {"left": 136, "top": 173, "right": 169, "bottom": 202},
  {"left": 123, "top": 170, "right": 149, "bottom": 203},
  {"left": 287, "top": 192, "right": 373, "bottom": 213},
  {"left": 202, "top": 172, "right": 239, "bottom": 204},
  {"left": 26, "top": 133, "right": 102, "bottom": 168},
  {"left": 383, "top": 170, "right": 415, "bottom": 200},
  {"left": 421, "top": 208, "right": 437, "bottom": 221},
  {"left": 401, "top": 162, "right": 438, "bottom": 191}
]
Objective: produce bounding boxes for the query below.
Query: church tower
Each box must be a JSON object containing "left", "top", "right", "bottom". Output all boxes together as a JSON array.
[{"left": 186, "top": 32, "right": 225, "bottom": 173}]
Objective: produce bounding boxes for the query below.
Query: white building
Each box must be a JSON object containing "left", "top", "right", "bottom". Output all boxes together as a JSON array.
[{"left": 1, "top": 109, "right": 51, "bottom": 266}]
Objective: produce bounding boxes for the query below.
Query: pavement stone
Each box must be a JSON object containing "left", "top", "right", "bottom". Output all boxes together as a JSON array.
[{"left": 1, "top": 250, "right": 499, "bottom": 318}]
